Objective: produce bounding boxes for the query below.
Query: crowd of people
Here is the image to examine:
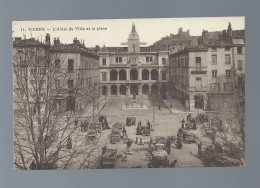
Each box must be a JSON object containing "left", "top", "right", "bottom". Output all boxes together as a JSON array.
[{"left": 136, "top": 120, "right": 152, "bottom": 135}]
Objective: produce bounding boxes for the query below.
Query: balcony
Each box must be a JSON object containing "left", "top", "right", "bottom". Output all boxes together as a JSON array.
[
  {"left": 191, "top": 70, "right": 207, "bottom": 75},
  {"left": 109, "top": 63, "right": 128, "bottom": 68},
  {"left": 189, "top": 87, "right": 208, "bottom": 92}
]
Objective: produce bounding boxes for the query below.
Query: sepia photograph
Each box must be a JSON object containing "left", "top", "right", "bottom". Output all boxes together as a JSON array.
[{"left": 12, "top": 17, "right": 245, "bottom": 170}]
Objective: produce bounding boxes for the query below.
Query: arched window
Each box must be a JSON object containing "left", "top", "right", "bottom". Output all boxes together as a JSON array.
[
  {"left": 130, "top": 69, "right": 138, "bottom": 80},
  {"left": 119, "top": 70, "right": 126, "bottom": 80},
  {"left": 151, "top": 69, "right": 158, "bottom": 80},
  {"left": 110, "top": 70, "right": 118, "bottom": 81},
  {"left": 142, "top": 69, "right": 149, "bottom": 80}
]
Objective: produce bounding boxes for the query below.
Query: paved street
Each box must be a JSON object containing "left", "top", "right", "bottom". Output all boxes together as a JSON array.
[{"left": 99, "top": 96, "right": 204, "bottom": 168}]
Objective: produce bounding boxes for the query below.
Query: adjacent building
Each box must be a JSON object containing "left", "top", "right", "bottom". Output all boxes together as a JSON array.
[
  {"left": 13, "top": 34, "right": 99, "bottom": 116},
  {"left": 169, "top": 23, "right": 245, "bottom": 111}
]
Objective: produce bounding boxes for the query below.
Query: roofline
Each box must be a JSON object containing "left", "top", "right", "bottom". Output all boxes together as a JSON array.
[{"left": 170, "top": 47, "right": 208, "bottom": 57}]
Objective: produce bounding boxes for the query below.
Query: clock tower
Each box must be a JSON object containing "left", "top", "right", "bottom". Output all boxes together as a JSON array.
[{"left": 128, "top": 23, "right": 140, "bottom": 53}]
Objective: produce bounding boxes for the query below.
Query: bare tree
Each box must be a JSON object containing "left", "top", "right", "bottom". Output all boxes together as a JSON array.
[
  {"left": 201, "top": 87, "right": 245, "bottom": 167},
  {"left": 13, "top": 45, "right": 106, "bottom": 170}
]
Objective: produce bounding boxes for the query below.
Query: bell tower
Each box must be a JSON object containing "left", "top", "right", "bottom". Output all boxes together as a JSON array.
[
  {"left": 121, "top": 23, "right": 146, "bottom": 53},
  {"left": 128, "top": 23, "right": 140, "bottom": 53}
]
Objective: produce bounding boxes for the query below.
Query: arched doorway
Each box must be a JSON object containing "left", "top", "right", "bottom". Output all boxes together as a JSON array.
[
  {"left": 110, "top": 70, "right": 118, "bottom": 81},
  {"left": 160, "top": 84, "right": 167, "bottom": 100},
  {"left": 66, "top": 95, "right": 75, "bottom": 111},
  {"left": 111, "top": 85, "right": 117, "bottom": 95},
  {"left": 151, "top": 69, "right": 158, "bottom": 80},
  {"left": 195, "top": 94, "right": 204, "bottom": 109},
  {"left": 119, "top": 69, "right": 126, "bottom": 80},
  {"left": 151, "top": 84, "right": 158, "bottom": 96},
  {"left": 142, "top": 84, "right": 149, "bottom": 95},
  {"left": 142, "top": 69, "right": 149, "bottom": 80},
  {"left": 130, "top": 69, "right": 138, "bottom": 80},
  {"left": 119, "top": 85, "right": 126, "bottom": 95},
  {"left": 102, "top": 86, "right": 107, "bottom": 95},
  {"left": 130, "top": 84, "right": 139, "bottom": 95}
]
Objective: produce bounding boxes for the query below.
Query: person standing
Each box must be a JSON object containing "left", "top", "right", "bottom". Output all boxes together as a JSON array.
[
  {"left": 147, "top": 120, "right": 151, "bottom": 130},
  {"left": 211, "top": 129, "right": 216, "bottom": 144},
  {"left": 176, "top": 135, "right": 183, "bottom": 149},
  {"left": 192, "top": 122, "right": 197, "bottom": 130},
  {"left": 29, "top": 160, "right": 36, "bottom": 170},
  {"left": 181, "top": 119, "right": 185, "bottom": 129},
  {"left": 198, "top": 142, "right": 202, "bottom": 157},
  {"left": 74, "top": 119, "right": 78, "bottom": 127},
  {"left": 166, "top": 139, "right": 171, "bottom": 155},
  {"left": 126, "top": 139, "right": 133, "bottom": 153},
  {"left": 66, "top": 136, "right": 72, "bottom": 149},
  {"left": 123, "top": 127, "right": 126, "bottom": 138},
  {"left": 80, "top": 121, "right": 84, "bottom": 132}
]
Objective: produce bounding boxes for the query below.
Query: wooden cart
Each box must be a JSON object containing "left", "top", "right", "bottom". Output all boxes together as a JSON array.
[
  {"left": 88, "top": 122, "right": 102, "bottom": 133},
  {"left": 110, "top": 131, "right": 121, "bottom": 144},
  {"left": 126, "top": 117, "right": 136, "bottom": 126},
  {"left": 101, "top": 149, "right": 118, "bottom": 168}
]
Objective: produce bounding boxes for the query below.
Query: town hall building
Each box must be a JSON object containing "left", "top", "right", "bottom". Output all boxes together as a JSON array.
[{"left": 98, "top": 24, "right": 169, "bottom": 99}]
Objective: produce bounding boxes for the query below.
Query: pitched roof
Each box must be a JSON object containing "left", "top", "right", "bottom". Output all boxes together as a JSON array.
[
  {"left": 13, "top": 38, "right": 47, "bottom": 47},
  {"left": 50, "top": 43, "right": 98, "bottom": 58}
]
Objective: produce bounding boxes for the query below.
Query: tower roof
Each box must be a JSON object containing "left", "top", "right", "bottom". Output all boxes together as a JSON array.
[{"left": 128, "top": 23, "right": 140, "bottom": 40}]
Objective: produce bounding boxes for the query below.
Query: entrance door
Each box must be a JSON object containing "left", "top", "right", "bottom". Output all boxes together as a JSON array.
[
  {"left": 160, "top": 84, "right": 167, "bottom": 100},
  {"left": 130, "top": 84, "right": 138, "bottom": 95},
  {"left": 195, "top": 95, "right": 204, "bottom": 109},
  {"left": 119, "top": 85, "right": 126, "bottom": 95}
]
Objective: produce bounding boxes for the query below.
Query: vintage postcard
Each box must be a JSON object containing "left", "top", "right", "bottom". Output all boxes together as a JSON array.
[{"left": 13, "top": 17, "right": 245, "bottom": 170}]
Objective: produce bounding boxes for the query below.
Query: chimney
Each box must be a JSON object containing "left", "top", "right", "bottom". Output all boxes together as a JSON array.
[
  {"left": 45, "top": 33, "right": 50, "bottom": 45},
  {"left": 223, "top": 30, "right": 227, "bottom": 36},
  {"left": 202, "top": 30, "right": 209, "bottom": 45},
  {"left": 178, "top": 27, "right": 183, "bottom": 34},
  {"left": 54, "top": 37, "right": 60, "bottom": 45},
  {"left": 95, "top": 45, "right": 100, "bottom": 52},
  {"left": 73, "top": 37, "right": 80, "bottom": 45},
  {"left": 15, "top": 37, "right": 22, "bottom": 42},
  {"left": 227, "top": 22, "right": 232, "bottom": 37}
]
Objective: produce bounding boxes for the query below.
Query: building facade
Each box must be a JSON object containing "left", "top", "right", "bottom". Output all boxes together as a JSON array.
[
  {"left": 98, "top": 24, "right": 169, "bottom": 99},
  {"left": 13, "top": 34, "right": 99, "bottom": 116},
  {"left": 169, "top": 23, "right": 245, "bottom": 111}
]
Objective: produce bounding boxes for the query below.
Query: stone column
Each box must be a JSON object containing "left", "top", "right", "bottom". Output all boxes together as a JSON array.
[
  {"left": 126, "top": 85, "right": 130, "bottom": 96},
  {"left": 108, "top": 69, "right": 110, "bottom": 82},
  {"left": 117, "top": 84, "right": 119, "bottom": 96},
  {"left": 139, "top": 84, "right": 142, "bottom": 95},
  {"left": 126, "top": 68, "right": 130, "bottom": 80},
  {"left": 204, "top": 94, "right": 208, "bottom": 110},
  {"left": 138, "top": 68, "right": 142, "bottom": 81},
  {"left": 107, "top": 85, "right": 111, "bottom": 96},
  {"left": 189, "top": 95, "right": 195, "bottom": 111},
  {"left": 148, "top": 84, "right": 151, "bottom": 96}
]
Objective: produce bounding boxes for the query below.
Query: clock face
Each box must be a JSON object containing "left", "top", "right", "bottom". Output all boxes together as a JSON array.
[{"left": 131, "top": 56, "right": 138, "bottom": 64}]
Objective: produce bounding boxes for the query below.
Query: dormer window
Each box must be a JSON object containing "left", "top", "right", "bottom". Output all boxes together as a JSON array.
[{"left": 225, "top": 46, "right": 230, "bottom": 51}]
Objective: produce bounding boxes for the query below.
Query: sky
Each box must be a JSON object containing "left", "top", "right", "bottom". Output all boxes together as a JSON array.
[{"left": 12, "top": 17, "right": 245, "bottom": 47}]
